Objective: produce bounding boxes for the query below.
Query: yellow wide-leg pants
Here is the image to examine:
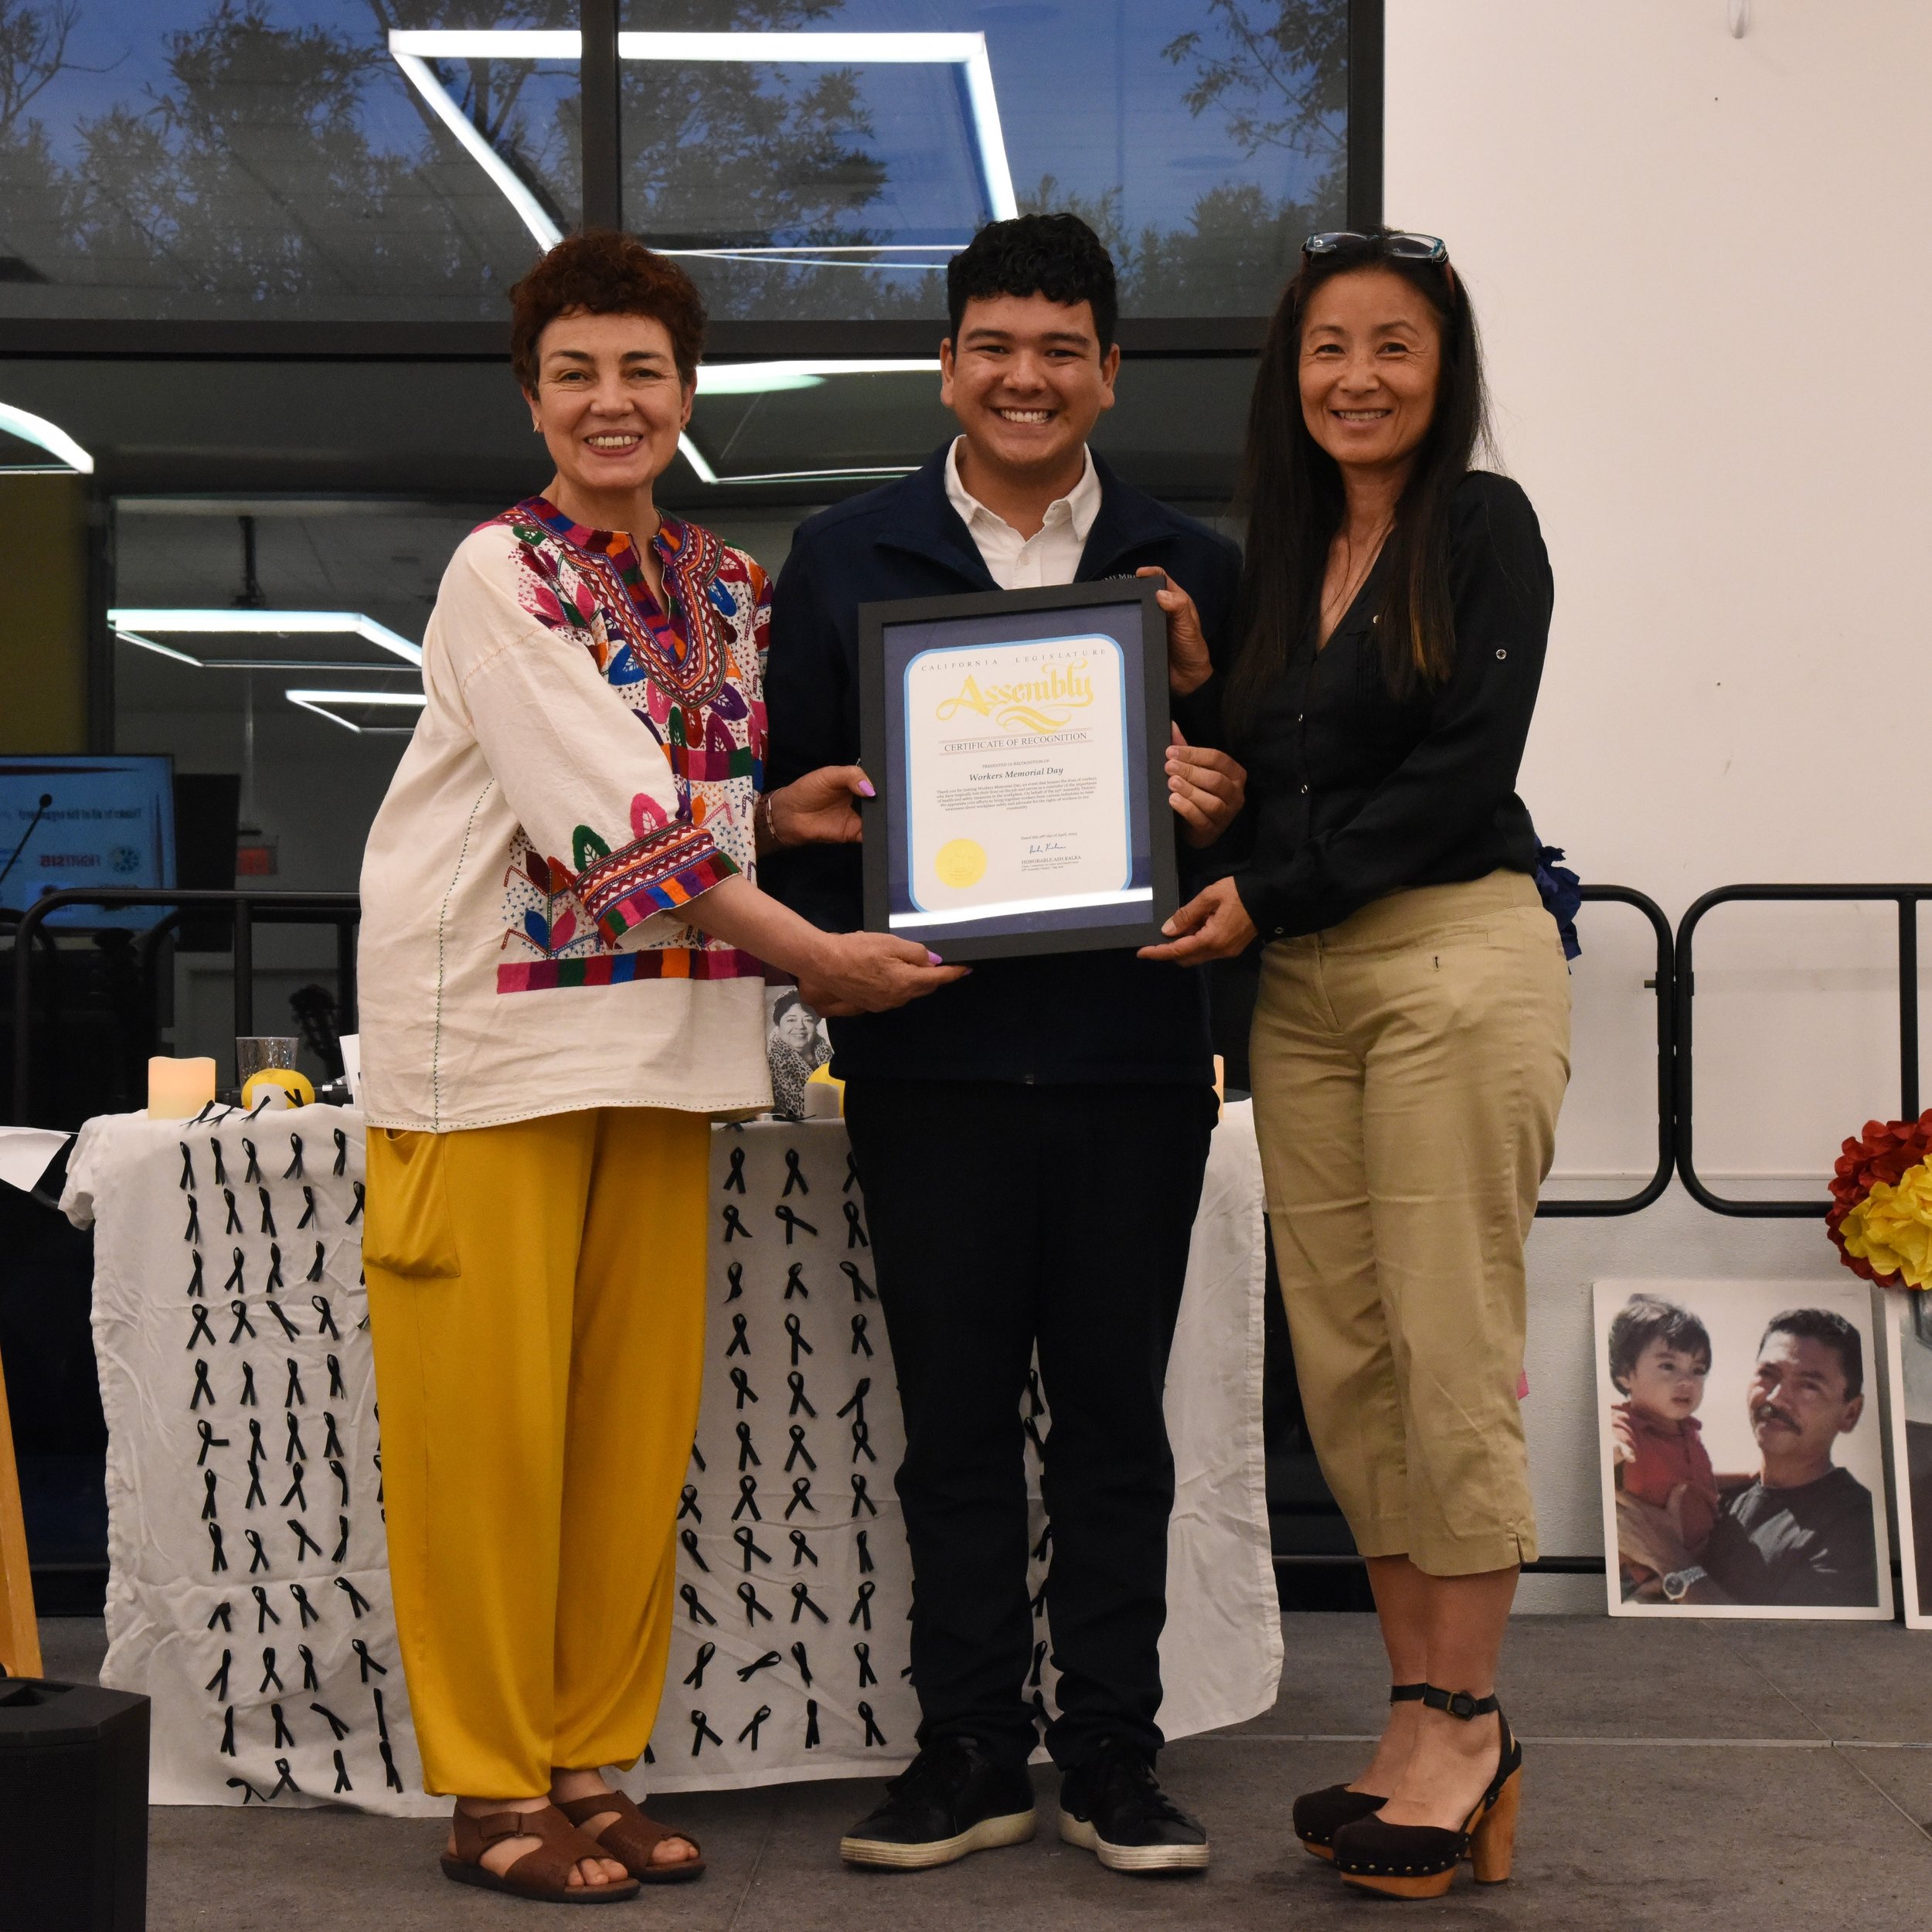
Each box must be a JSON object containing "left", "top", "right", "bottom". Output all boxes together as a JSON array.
[{"left": 363, "top": 1105, "right": 709, "bottom": 1797}]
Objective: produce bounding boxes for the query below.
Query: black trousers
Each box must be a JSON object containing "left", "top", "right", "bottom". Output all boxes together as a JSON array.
[{"left": 842, "top": 1078, "right": 1217, "bottom": 1770}]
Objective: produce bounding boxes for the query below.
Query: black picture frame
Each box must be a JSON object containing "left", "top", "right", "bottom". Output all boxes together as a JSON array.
[{"left": 857, "top": 578, "right": 1178, "bottom": 963}]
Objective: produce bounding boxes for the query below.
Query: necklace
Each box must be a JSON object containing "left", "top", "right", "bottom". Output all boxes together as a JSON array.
[{"left": 1321, "top": 519, "right": 1392, "bottom": 642}]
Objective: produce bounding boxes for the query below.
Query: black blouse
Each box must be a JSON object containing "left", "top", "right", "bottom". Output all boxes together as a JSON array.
[{"left": 1230, "top": 471, "right": 1553, "bottom": 940}]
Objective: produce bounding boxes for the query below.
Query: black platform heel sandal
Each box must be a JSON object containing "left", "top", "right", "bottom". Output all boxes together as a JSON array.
[
  {"left": 1290, "top": 1683, "right": 1423, "bottom": 1861},
  {"left": 1329, "top": 1685, "right": 1522, "bottom": 1900}
]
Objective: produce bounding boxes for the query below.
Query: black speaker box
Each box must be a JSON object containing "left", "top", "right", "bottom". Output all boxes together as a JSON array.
[{"left": 0, "top": 1678, "right": 148, "bottom": 1930}]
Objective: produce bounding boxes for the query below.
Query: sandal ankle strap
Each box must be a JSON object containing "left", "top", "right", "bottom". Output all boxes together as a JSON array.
[
  {"left": 1420, "top": 1685, "right": 1498, "bottom": 1720},
  {"left": 1389, "top": 1682, "right": 1427, "bottom": 1704}
]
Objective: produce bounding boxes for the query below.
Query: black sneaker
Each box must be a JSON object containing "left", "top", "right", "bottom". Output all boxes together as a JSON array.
[
  {"left": 838, "top": 1736, "right": 1037, "bottom": 1870},
  {"left": 1058, "top": 1736, "right": 1209, "bottom": 1873}
]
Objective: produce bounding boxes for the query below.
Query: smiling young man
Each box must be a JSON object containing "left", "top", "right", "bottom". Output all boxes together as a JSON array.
[{"left": 762, "top": 214, "right": 1243, "bottom": 1876}]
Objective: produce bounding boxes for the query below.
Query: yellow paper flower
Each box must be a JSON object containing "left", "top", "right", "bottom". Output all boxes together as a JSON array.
[{"left": 1837, "top": 1158, "right": 1932, "bottom": 1288}]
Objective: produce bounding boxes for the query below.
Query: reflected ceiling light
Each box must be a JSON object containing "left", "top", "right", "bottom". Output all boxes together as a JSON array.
[
  {"left": 0, "top": 401, "right": 95, "bottom": 474},
  {"left": 388, "top": 29, "right": 1016, "bottom": 253},
  {"left": 286, "top": 689, "right": 428, "bottom": 735},
  {"left": 107, "top": 608, "right": 423, "bottom": 668},
  {"left": 675, "top": 433, "right": 917, "bottom": 488},
  {"left": 696, "top": 358, "right": 940, "bottom": 396}
]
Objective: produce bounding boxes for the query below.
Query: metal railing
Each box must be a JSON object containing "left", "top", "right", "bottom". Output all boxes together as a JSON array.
[
  {"left": 1674, "top": 883, "right": 1927, "bottom": 1217},
  {"left": 7, "top": 886, "right": 359, "bottom": 1125}
]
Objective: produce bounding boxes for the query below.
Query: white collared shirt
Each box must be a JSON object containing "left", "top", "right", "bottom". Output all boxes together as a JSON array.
[{"left": 944, "top": 437, "right": 1100, "bottom": 590}]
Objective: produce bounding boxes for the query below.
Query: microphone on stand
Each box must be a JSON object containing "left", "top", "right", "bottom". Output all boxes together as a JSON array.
[{"left": 0, "top": 792, "right": 54, "bottom": 897}]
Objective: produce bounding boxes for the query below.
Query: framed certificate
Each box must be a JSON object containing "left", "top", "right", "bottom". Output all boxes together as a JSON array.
[{"left": 858, "top": 579, "right": 1177, "bottom": 961}]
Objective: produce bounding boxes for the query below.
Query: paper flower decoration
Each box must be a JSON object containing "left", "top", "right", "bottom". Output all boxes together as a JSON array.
[{"left": 1828, "top": 1109, "right": 1932, "bottom": 1287}]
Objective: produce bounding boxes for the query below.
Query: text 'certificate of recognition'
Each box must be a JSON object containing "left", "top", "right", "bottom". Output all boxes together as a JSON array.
[{"left": 896, "top": 635, "right": 1145, "bottom": 928}]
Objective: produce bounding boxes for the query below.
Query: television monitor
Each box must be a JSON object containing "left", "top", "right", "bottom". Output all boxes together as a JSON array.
[{"left": 0, "top": 755, "right": 177, "bottom": 931}]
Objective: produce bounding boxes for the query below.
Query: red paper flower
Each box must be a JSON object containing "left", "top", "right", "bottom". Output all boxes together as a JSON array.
[{"left": 1827, "top": 1109, "right": 1932, "bottom": 1283}]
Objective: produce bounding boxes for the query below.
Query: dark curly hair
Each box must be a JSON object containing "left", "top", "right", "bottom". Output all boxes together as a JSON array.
[
  {"left": 946, "top": 213, "right": 1117, "bottom": 352},
  {"left": 509, "top": 230, "right": 706, "bottom": 393}
]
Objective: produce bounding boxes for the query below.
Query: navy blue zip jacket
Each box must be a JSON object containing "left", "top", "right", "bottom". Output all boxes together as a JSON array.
[{"left": 763, "top": 444, "right": 1241, "bottom": 1087}]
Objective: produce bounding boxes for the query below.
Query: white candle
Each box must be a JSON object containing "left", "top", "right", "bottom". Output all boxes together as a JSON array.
[{"left": 148, "top": 1056, "right": 216, "bottom": 1120}]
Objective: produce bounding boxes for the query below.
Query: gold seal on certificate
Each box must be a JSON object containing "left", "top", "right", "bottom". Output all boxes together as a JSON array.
[{"left": 859, "top": 581, "right": 1179, "bottom": 962}]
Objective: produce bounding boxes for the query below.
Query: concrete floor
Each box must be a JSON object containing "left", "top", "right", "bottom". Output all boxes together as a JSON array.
[{"left": 36, "top": 1612, "right": 1932, "bottom": 1930}]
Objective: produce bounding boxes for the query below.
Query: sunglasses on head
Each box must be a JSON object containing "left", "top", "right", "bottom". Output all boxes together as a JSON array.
[{"left": 1302, "top": 230, "right": 1449, "bottom": 265}]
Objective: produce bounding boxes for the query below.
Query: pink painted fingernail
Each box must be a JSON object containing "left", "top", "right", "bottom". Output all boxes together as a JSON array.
[
  {"left": 858, "top": 779, "right": 876, "bottom": 798},
  {"left": 926, "top": 950, "right": 944, "bottom": 964}
]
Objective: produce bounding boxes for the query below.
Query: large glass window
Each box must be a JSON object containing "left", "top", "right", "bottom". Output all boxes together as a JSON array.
[{"left": 0, "top": 1, "right": 580, "bottom": 320}]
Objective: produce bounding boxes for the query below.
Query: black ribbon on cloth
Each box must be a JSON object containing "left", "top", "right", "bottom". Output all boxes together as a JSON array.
[
  {"left": 736, "top": 1705, "right": 771, "bottom": 1749},
  {"left": 858, "top": 1702, "right": 888, "bottom": 1747},
  {"left": 267, "top": 1759, "right": 299, "bottom": 1801},
  {"left": 738, "top": 1581, "right": 773, "bottom": 1624},
  {"left": 786, "top": 1372, "right": 816, "bottom": 1418},
  {"left": 1032, "top": 1688, "right": 1050, "bottom": 1729},
  {"left": 735, "top": 1421, "right": 760, "bottom": 1471},
  {"left": 210, "top": 1141, "right": 227, "bottom": 1189},
  {"left": 774, "top": 1205, "right": 817, "bottom": 1245},
  {"left": 804, "top": 1699, "right": 821, "bottom": 1749},
  {"left": 283, "top": 1136, "right": 303, "bottom": 1181},
  {"left": 789, "top": 1529, "right": 818, "bottom": 1567},
  {"left": 785, "top": 1426, "right": 816, "bottom": 1473},
  {"left": 842, "top": 1202, "right": 869, "bottom": 1249},
  {"left": 271, "top": 1702, "right": 295, "bottom": 1749},
  {"left": 854, "top": 1641, "right": 877, "bottom": 1689},
  {"left": 325, "top": 1353, "right": 345, "bottom": 1399},
  {"left": 783, "top": 1263, "right": 808, "bottom": 1301},
  {"left": 265, "top": 1298, "right": 302, "bottom": 1343},
  {"left": 219, "top": 1707, "right": 235, "bottom": 1757},
  {"left": 258, "top": 1187, "right": 276, "bottom": 1237},
  {"left": 299, "top": 1645, "right": 319, "bottom": 1691},
  {"left": 202, "top": 1470, "right": 219, "bottom": 1521},
  {"left": 205, "top": 1649, "right": 231, "bottom": 1698},
  {"left": 207, "top": 1601, "right": 231, "bottom": 1632},
  {"left": 849, "top": 1420, "right": 876, "bottom": 1465},
  {"left": 856, "top": 1529, "right": 876, "bottom": 1576},
  {"left": 321, "top": 1413, "right": 344, "bottom": 1459},
  {"left": 733, "top": 1526, "right": 770, "bottom": 1571},
  {"left": 332, "top": 1129, "right": 347, "bottom": 1177},
  {"left": 246, "top": 1094, "right": 275, "bottom": 1121},
  {"left": 839, "top": 1262, "right": 876, "bottom": 1303},
  {"left": 682, "top": 1642, "right": 715, "bottom": 1688},
  {"left": 350, "top": 1637, "right": 384, "bottom": 1679},
  {"left": 679, "top": 1584, "right": 717, "bottom": 1627},
  {"left": 1029, "top": 1640, "right": 1047, "bottom": 1688},
  {"left": 226, "top": 1777, "right": 266, "bottom": 1804},
  {"left": 186, "top": 1304, "right": 217, "bottom": 1350},
  {"left": 372, "top": 1687, "right": 390, "bottom": 1742},
  {"left": 849, "top": 1315, "right": 873, "bottom": 1359},
  {"left": 345, "top": 1182, "right": 364, "bottom": 1225},
  {"left": 329, "top": 1459, "right": 349, "bottom": 1507},
  {"left": 721, "top": 1204, "right": 753, "bottom": 1243},
  {"left": 196, "top": 1420, "right": 228, "bottom": 1467},
  {"left": 311, "top": 1702, "right": 349, "bottom": 1740},
  {"left": 785, "top": 1478, "right": 815, "bottom": 1519},
  {"left": 725, "top": 1262, "right": 743, "bottom": 1302},
  {"left": 298, "top": 1187, "right": 318, "bottom": 1230},
  {"left": 1023, "top": 1413, "right": 1047, "bottom": 1458},
  {"left": 849, "top": 1475, "right": 877, "bottom": 1519},
  {"left": 313, "top": 1297, "right": 340, "bottom": 1342},
  {"left": 184, "top": 1197, "right": 201, "bottom": 1245},
  {"left": 245, "top": 1529, "right": 269, "bottom": 1574},
  {"left": 725, "top": 1313, "right": 750, "bottom": 1358},
  {"left": 264, "top": 1244, "right": 284, "bottom": 1292},
  {"left": 250, "top": 1586, "right": 280, "bottom": 1632},
  {"left": 191, "top": 1359, "right": 216, "bottom": 1410},
  {"left": 333, "top": 1750, "right": 352, "bottom": 1794},
  {"left": 679, "top": 1528, "right": 709, "bottom": 1573},
  {"left": 849, "top": 1581, "right": 876, "bottom": 1631},
  {"left": 733, "top": 1475, "right": 761, "bottom": 1522},
  {"left": 782, "top": 1148, "right": 808, "bottom": 1197},
  {"left": 179, "top": 1143, "right": 196, "bottom": 1191},
  {"left": 240, "top": 1363, "right": 259, "bottom": 1410},
  {"left": 241, "top": 1139, "right": 261, "bottom": 1185},
  {"left": 306, "top": 1241, "right": 326, "bottom": 1284},
  {"left": 1030, "top": 1576, "right": 1049, "bottom": 1618},
  {"left": 678, "top": 1485, "right": 700, "bottom": 1522},
  {"left": 843, "top": 1152, "right": 859, "bottom": 1194},
  {"left": 336, "top": 1577, "right": 370, "bottom": 1618},
  {"left": 188, "top": 1251, "right": 205, "bottom": 1298},
  {"left": 243, "top": 1459, "right": 266, "bottom": 1510},
  {"left": 791, "top": 1641, "right": 813, "bottom": 1685},
  {"left": 689, "top": 1710, "right": 722, "bottom": 1757},
  {"left": 291, "top": 1583, "right": 319, "bottom": 1628},
  {"left": 724, "top": 1146, "right": 747, "bottom": 1194},
  {"left": 736, "top": 1651, "right": 781, "bottom": 1683},
  {"left": 286, "top": 1414, "right": 309, "bottom": 1463},
  {"left": 1026, "top": 1367, "right": 1046, "bottom": 1418},
  {"left": 379, "top": 1740, "right": 403, "bottom": 1793},
  {"left": 728, "top": 1369, "right": 757, "bottom": 1411},
  {"left": 284, "top": 1359, "right": 305, "bottom": 1408},
  {"left": 223, "top": 1189, "right": 243, "bottom": 1236},
  {"left": 783, "top": 1315, "right": 812, "bottom": 1366},
  {"left": 331, "top": 1515, "right": 349, "bottom": 1564},
  {"left": 227, "top": 1294, "right": 254, "bottom": 1341},
  {"left": 790, "top": 1582, "right": 828, "bottom": 1626},
  {"left": 259, "top": 1648, "right": 283, "bottom": 1692},
  {"left": 287, "top": 1517, "right": 321, "bottom": 1561},
  {"left": 1032, "top": 1522, "right": 1053, "bottom": 1563},
  {"left": 690, "top": 1441, "right": 706, "bottom": 1472}
]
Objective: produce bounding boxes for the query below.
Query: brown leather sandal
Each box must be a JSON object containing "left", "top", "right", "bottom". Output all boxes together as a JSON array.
[
  {"left": 440, "top": 1801, "right": 643, "bottom": 1904},
  {"left": 553, "top": 1787, "right": 706, "bottom": 1884}
]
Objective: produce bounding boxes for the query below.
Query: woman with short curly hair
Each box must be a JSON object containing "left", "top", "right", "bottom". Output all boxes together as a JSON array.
[{"left": 357, "top": 230, "right": 961, "bottom": 1905}]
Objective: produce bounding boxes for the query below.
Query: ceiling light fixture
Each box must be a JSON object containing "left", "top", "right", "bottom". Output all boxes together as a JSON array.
[
  {"left": 107, "top": 608, "right": 423, "bottom": 668},
  {"left": 285, "top": 689, "right": 428, "bottom": 735},
  {"left": 388, "top": 29, "right": 1016, "bottom": 254},
  {"left": 0, "top": 401, "right": 95, "bottom": 474}
]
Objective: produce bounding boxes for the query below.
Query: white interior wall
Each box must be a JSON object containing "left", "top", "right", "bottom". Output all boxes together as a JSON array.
[{"left": 1384, "top": 0, "right": 1932, "bottom": 1594}]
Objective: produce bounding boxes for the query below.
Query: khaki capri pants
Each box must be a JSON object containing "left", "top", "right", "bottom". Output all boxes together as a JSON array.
[{"left": 1250, "top": 871, "right": 1570, "bottom": 1576}]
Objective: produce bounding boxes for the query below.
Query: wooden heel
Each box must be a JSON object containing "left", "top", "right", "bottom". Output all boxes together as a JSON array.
[{"left": 1468, "top": 1767, "right": 1521, "bottom": 1884}]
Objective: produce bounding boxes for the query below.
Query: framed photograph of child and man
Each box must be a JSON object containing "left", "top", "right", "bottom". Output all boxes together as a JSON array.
[{"left": 1592, "top": 1277, "right": 1932, "bottom": 1622}]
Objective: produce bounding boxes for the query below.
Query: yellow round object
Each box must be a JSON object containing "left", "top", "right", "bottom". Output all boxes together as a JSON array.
[
  {"left": 934, "top": 838, "right": 987, "bottom": 889},
  {"left": 243, "top": 1067, "right": 316, "bottom": 1111}
]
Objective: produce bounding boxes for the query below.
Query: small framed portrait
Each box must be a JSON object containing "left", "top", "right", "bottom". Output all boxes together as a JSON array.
[
  {"left": 1593, "top": 1278, "right": 1893, "bottom": 1620},
  {"left": 1883, "top": 1291, "right": 1932, "bottom": 1629},
  {"left": 764, "top": 985, "right": 832, "bottom": 1122}
]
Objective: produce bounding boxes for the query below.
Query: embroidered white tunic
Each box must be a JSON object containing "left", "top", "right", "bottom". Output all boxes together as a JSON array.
[{"left": 358, "top": 498, "right": 773, "bottom": 1131}]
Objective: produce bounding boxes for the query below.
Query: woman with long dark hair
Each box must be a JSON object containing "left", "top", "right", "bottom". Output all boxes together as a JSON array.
[{"left": 1142, "top": 229, "right": 1570, "bottom": 1898}]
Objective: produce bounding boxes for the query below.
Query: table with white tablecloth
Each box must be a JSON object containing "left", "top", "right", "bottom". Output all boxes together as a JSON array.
[{"left": 62, "top": 1100, "right": 1279, "bottom": 1815}]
